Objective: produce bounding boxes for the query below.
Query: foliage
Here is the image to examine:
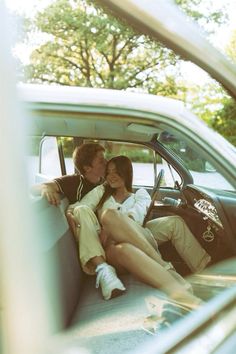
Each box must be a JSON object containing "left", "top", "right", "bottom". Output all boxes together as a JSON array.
[
  {"left": 226, "top": 29, "right": 236, "bottom": 64},
  {"left": 110, "top": 147, "right": 154, "bottom": 163},
  {"left": 60, "top": 137, "right": 74, "bottom": 157},
  {"left": 20, "top": 0, "right": 235, "bottom": 147},
  {"left": 212, "top": 98, "right": 236, "bottom": 146},
  {"left": 210, "top": 29, "right": 236, "bottom": 147},
  {"left": 184, "top": 81, "right": 226, "bottom": 123},
  {"left": 23, "top": 0, "right": 179, "bottom": 94},
  {"left": 161, "top": 138, "right": 206, "bottom": 171},
  {"left": 21, "top": 0, "right": 229, "bottom": 94},
  {"left": 174, "top": 0, "right": 228, "bottom": 33}
]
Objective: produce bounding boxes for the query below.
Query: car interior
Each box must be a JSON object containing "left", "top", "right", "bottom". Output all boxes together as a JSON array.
[
  {"left": 1, "top": 1, "right": 236, "bottom": 353},
  {"left": 27, "top": 90, "right": 236, "bottom": 353}
]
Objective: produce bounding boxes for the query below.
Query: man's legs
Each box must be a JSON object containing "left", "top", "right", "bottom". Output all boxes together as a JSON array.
[
  {"left": 72, "top": 205, "right": 105, "bottom": 274},
  {"left": 146, "top": 216, "right": 211, "bottom": 273},
  {"left": 71, "top": 205, "right": 125, "bottom": 299}
]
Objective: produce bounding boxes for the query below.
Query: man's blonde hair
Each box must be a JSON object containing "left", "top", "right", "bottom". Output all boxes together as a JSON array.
[{"left": 73, "top": 143, "right": 105, "bottom": 175}]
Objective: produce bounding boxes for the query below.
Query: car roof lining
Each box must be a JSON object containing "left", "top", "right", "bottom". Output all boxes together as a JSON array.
[{"left": 28, "top": 109, "right": 161, "bottom": 143}]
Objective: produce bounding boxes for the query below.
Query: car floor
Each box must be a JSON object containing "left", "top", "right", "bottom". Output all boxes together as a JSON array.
[
  {"left": 46, "top": 275, "right": 174, "bottom": 354},
  {"left": 46, "top": 262, "right": 236, "bottom": 354}
]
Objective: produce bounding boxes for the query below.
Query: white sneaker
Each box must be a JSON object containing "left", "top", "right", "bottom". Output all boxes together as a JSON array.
[{"left": 96, "top": 264, "right": 126, "bottom": 300}]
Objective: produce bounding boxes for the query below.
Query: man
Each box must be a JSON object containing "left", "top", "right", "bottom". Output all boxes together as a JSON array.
[
  {"left": 34, "top": 142, "right": 211, "bottom": 298},
  {"left": 32, "top": 142, "right": 125, "bottom": 300}
]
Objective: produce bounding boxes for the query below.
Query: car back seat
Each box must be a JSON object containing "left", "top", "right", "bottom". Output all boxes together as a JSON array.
[
  {"left": 32, "top": 195, "right": 187, "bottom": 354},
  {"left": 32, "top": 196, "right": 84, "bottom": 327}
]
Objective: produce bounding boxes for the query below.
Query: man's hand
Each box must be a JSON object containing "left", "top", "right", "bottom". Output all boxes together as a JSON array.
[
  {"left": 41, "top": 182, "right": 61, "bottom": 206},
  {"left": 99, "top": 228, "right": 109, "bottom": 247},
  {"left": 66, "top": 210, "right": 77, "bottom": 235}
]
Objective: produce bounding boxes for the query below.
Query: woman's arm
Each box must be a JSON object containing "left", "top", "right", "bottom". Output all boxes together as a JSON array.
[{"left": 125, "top": 188, "right": 151, "bottom": 225}]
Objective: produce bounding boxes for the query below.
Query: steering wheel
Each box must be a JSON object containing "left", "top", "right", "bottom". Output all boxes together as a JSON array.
[{"left": 143, "top": 169, "right": 164, "bottom": 227}]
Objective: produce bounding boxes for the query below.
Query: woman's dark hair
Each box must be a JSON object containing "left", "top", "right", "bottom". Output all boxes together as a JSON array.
[{"left": 96, "top": 155, "right": 133, "bottom": 210}]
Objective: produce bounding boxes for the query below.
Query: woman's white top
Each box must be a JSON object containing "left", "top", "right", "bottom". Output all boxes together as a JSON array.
[{"left": 70, "top": 185, "right": 151, "bottom": 225}]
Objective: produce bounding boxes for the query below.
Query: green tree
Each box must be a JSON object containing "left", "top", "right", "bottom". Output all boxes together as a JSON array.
[
  {"left": 21, "top": 0, "right": 236, "bottom": 146},
  {"left": 23, "top": 0, "right": 179, "bottom": 93},
  {"left": 226, "top": 29, "right": 236, "bottom": 64},
  {"left": 209, "top": 29, "right": 236, "bottom": 147},
  {"left": 22, "top": 0, "right": 227, "bottom": 94},
  {"left": 175, "top": 0, "right": 228, "bottom": 32},
  {"left": 212, "top": 98, "right": 236, "bottom": 146}
]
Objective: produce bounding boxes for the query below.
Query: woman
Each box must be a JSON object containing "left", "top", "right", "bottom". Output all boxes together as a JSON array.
[{"left": 70, "top": 156, "right": 202, "bottom": 308}]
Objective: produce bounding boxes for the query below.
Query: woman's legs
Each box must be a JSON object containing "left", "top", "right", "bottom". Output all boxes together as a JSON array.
[
  {"left": 106, "top": 243, "right": 201, "bottom": 308},
  {"left": 100, "top": 209, "right": 168, "bottom": 268}
]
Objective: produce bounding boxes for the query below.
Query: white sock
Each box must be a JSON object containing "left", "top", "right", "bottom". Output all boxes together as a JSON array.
[{"left": 95, "top": 262, "right": 108, "bottom": 273}]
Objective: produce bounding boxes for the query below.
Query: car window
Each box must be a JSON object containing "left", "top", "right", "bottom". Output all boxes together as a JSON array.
[
  {"left": 84, "top": 140, "right": 181, "bottom": 188},
  {"left": 28, "top": 136, "right": 75, "bottom": 184},
  {"left": 27, "top": 135, "right": 41, "bottom": 185},
  {"left": 30, "top": 137, "right": 182, "bottom": 189},
  {"left": 104, "top": 141, "right": 156, "bottom": 187},
  {"left": 39, "top": 136, "right": 62, "bottom": 177},
  {"left": 60, "top": 137, "right": 74, "bottom": 174},
  {"left": 159, "top": 130, "right": 235, "bottom": 191}
]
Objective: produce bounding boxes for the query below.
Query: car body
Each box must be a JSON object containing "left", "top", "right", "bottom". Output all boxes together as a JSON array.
[
  {"left": 19, "top": 82, "right": 236, "bottom": 353},
  {"left": 1, "top": 1, "right": 236, "bottom": 354}
]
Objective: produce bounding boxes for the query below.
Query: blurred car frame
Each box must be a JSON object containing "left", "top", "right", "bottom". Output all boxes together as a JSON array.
[{"left": 1, "top": 1, "right": 236, "bottom": 354}]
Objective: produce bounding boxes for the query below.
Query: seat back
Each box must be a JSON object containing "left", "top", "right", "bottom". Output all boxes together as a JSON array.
[{"left": 32, "top": 196, "right": 84, "bottom": 327}]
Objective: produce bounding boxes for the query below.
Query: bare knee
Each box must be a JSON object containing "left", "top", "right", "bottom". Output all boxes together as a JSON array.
[
  {"left": 100, "top": 208, "right": 121, "bottom": 227},
  {"left": 112, "top": 243, "right": 134, "bottom": 260}
]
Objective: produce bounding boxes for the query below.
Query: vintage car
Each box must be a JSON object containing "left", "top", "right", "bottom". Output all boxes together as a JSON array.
[{"left": 1, "top": 1, "right": 236, "bottom": 354}]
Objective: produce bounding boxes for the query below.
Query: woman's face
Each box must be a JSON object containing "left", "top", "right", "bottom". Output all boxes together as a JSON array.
[{"left": 106, "top": 162, "right": 125, "bottom": 189}]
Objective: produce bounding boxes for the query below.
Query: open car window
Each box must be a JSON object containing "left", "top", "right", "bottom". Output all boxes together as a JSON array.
[
  {"left": 33, "top": 136, "right": 183, "bottom": 189},
  {"left": 159, "top": 130, "right": 235, "bottom": 191}
]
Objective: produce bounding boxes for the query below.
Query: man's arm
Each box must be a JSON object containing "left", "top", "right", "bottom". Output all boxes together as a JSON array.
[{"left": 31, "top": 181, "right": 62, "bottom": 206}]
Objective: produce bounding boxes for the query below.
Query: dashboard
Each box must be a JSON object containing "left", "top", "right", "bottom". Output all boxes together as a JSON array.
[
  {"left": 193, "top": 198, "right": 223, "bottom": 228},
  {"left": 181, "top": 184, "right": 236, "bottom": 259},
  {"left": 183, "top": 185, "right": 224, "bottom": 229}
]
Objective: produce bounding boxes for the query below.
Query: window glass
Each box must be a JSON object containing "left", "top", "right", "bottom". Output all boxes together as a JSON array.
[
  {"left": 76, "top": 139, "right": 182, "bottom": 188},
  {"left": 27, "top": 135, "right": 41, "bottom": 185},
  {"left": 160, "top": 158, "right": 182, "bottom": 188},
  {"left": 40, "top": 136, "right": 61, "bottom": 178},
  {"left": 159, "top": 131, "right": 235, "bottom": 191},
  {"left": 103, "top": 141, "right": 155, "bottom": 186},
  {"left": 32, "top": 136, "right": 183, "bottom": 189},
  {"left": 60, "top": 137, "right": 74, "bottom": 174}
]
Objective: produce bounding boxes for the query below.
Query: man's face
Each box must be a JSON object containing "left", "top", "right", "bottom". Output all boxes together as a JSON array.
[{"left": 87, "top": 150, "right": 106, "bottom": 179}]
